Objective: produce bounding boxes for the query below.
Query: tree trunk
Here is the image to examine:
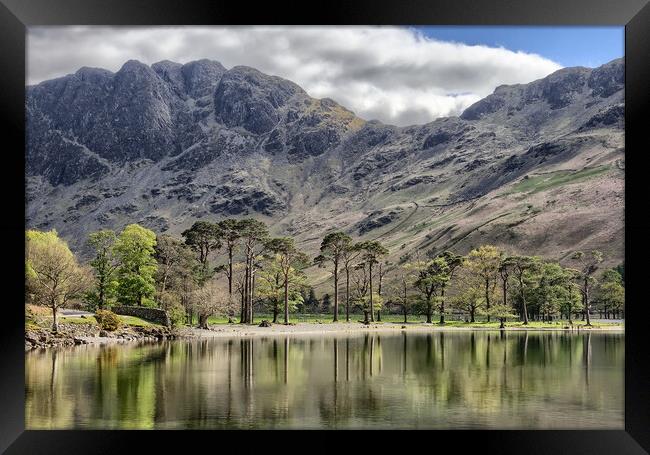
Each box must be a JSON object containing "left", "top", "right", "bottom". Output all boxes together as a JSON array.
[
  {"left": 198, "top": 313, "right": 209, "bottom": 329},
  {"left": 228, "top": 247, "right": 233, "bottom": 296},
  {"left": 273, "top": 301, "right": 278, "bottom": 323},
  {"left": 426, "top": 297, "right": 432, "bottom": 323},
  {"left": 369, "top": 263, "right": 375, "bottom": 322},
  {"left": 404, "top": 308, "right": 408, "bottom": 324},
  {"left": 251, "top": 270, "right": 256, "bottom": 324},
  {"left": 378, "top": 263, "right": 383, "bottom": 296},
  {"left": 240, "top": 289, "right": 245, "bottom": 323},
  {"left": 51, "top": 304, "right": 58, "bottom": 333},
  {"left": 333, "top": 262, "right": 339, "bottom": 322},
  {"left": 499, "top": 318, "right": 505, "bottom": 329},
  {"left": 520, "top": 276, "right": 529, "bottom": 325},
  {"left": 345, "top": 269, "right": 350, "bottom": 322},
  {"left": 485, "top": 277, "right": 491, "bottom": 322},
  {"left": 243, "top": 259, "right": 250, "bottom": 323},
  {"left": 284, "top": 275, "right": 289, "bottom": 325},
  {"left": 439, "top": 287, "right": 446, "bottom": 325},
  {"left": 376, "top": 310, "right": 381, "bottom": 322},
  {"left": 584, "top": 281, "right": 591, "bottom": 326},
  {"left": 470, "top": 308, "right": 475, "bottom": 323},
  {"left": 99, "top": 284, "right": 105, "bottom": 310},
  {"left": 158, "top": 270, "right": 169, "bottom": 309},
  {"left": 248, "top": 258, "right": 254, "bottom": 324}
]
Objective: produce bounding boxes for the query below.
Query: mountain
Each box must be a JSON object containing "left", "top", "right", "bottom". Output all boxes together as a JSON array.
[{"left": 26, "top": 57, "right": 624, "bottom": 290}]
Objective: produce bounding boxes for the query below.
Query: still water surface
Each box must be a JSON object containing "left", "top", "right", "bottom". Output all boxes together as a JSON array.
[{"left": 25, "top": 331, "right": 624, "bottom": 429}]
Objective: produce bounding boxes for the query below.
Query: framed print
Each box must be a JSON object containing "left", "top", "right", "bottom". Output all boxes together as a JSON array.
[{"left": 1, "top": 0, "right": 649, "bottom": 452}]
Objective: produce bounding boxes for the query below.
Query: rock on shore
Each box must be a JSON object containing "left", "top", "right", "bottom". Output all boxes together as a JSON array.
[{"left": 25, "top": 323, "right": 176, "bottom": 350}]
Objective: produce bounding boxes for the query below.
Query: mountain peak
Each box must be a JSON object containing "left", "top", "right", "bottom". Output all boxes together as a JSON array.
[
  {"left": 214, "top": 65, "right": 306, "bottom": 134},
  {"left": 183, "top": 58, "right": 225, "bottom": 70},
  {"left": 118, "top": 59, "right": 152, "bottom": 73},
  {"left": 74, "top": 66, "right": 114, "bottom": 80},
  {"left": 151, "top": 60, "right": 182, "bottom": 71}
]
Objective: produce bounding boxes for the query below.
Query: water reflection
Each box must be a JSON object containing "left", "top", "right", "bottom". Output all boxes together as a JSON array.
[{"left": 25, "top": 331, "right": 624, "bottom": 429}]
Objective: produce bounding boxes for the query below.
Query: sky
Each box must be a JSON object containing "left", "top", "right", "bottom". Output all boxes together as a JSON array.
[{"left": 27, "top": 26, "right": 623, "bottom": 126}]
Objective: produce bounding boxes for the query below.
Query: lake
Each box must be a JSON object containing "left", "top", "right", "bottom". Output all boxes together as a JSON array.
[{"left": 25, "top": 330, "right": 624, "bottom": 429}]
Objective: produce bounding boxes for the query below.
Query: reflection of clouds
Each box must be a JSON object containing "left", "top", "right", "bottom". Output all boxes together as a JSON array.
[{"left": 27, "top": 27, "right": 561, "bottom": 126}]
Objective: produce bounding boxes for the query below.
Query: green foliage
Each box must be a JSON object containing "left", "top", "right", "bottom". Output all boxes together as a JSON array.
[
  {"left": 316, "top": 232, "right": 353, "bottom": 274},
  {"left": 358, "top": 240, "right": 389, "bottom": 265},
  {"left": 385, "top": 266, "right": 417, "bottom": 320},
  {"left": 352, "top": 292, "right": 383, "bottom": 313},
  {"left": 300, "top": 288, "right": 320, "bottom": 313},
  {"left": 86, "top": 229, "right": 119, "bottom": 310},
  {"left": 322, "top": 293, "right": 332, "bottom": 311},
  {"left": 615, "top": 263, "right": 625, "bottom": 283},
  {"left": 257, "top": 254, "right": 306, "bottom": 319},
  {"left": 27, "top": 212, "right": 620, "bottom": 329},
  {"left": 154, "top": 234, "right": 198, "bottom": 308},
  {"left": 181, "top": 221, "right": 222, "bottom": 267},
  {"left": 167, "top": 304, "right": 187, "bottom": 328},
  {"left": 571, "top": 250, "right": 604, "bottom": 324},
  {"left": 451, "top": 273, "right": 485, "bottom": 322},
  {"left": 217, "top": 219, "right": 244, "bottom": 245},
  {"left": 239, "top": 219, "right": 270, "bottom": 247},
  {"left": 487, "top": 303, "right": 517, "bottom": 320},
  {"left": 26, "top": 229, "right": 90, "bottom": 331},
  {"left": 526, "top": 262, "right": 571, "bottom": 319},
  {"left": 464, "top": 245, "right": 502, "bottom": 319},
  {"left": 318, "top": 232, "right": 353, "bottom": 261},
  {"left": 596, "top": 268, "right": 625, "bottom": 315},
  {"left": 94, "top": 309, "right": 121, "bottom": 331},
  {"left": 408, "top": 257, "right": 450, "bottom": 321},
  {"left": 114, "top": 224, "right": 158, "bottom": 306}
]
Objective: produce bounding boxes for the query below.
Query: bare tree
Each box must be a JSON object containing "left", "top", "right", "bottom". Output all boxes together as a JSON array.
[{"left": 194, "top": 279, "right": 236, "bottom": 329}]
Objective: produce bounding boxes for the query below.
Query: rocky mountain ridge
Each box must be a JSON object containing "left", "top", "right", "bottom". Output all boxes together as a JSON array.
[{"left": 26, "top": 57, "right": 624, "bottom": 288}]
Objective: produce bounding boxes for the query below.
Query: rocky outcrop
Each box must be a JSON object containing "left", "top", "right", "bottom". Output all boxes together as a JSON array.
[
  {"left": 357, "top": 208, "right": 404, "bottom": 234},
  {"left": 25, "top": 323, "right": 175, "bottom": 349},
  {"left": 214, "top": 66, "right": 303, "bottom": 134}
]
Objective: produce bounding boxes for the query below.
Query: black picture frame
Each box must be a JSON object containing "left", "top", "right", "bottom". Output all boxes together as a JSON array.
[{"left": 1, "top": 0, "right": 648, "bottom": 452}]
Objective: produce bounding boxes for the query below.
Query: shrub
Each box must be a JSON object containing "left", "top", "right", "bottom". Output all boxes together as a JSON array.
[
  {"left": 94, "top": 309, "right": 121, "bottom": 332},
  {"left": 167, "top": 304, "right": 186, "bottom": 328}
]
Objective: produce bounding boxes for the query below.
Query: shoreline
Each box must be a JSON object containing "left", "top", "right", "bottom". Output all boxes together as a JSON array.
[
  {"left": 181, "top": 321, "right": 624, "bottom": 339},
  {"left": 25, "top": 322, "right": 176, "bottom": 350},
  {"left": 25, "top": 321, "right": 625, "bottom": 350}
]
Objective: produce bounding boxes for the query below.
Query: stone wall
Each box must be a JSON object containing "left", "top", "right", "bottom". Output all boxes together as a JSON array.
[{"left": 111, "top": 305, "right": 170, "bottom": 327}]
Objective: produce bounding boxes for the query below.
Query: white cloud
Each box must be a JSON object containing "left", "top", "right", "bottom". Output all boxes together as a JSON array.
[{"left": 27, "top": 26, "right": 563, "bottom": 126}]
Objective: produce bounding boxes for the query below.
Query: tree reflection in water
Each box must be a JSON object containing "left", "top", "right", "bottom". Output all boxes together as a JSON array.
[{"left": 25, "top": 331, "right": 623, "bottom": 429}]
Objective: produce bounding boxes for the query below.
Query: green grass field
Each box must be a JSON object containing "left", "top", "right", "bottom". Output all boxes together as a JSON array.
[
  {"left": 205, "top": 313, "right": 622, "bottom": 328},
  {"left": 42, "top": 312, "right": 624, "bottom": 330},
  {"left": 508, "top": 165, "right": 611, "bottom": 195}
]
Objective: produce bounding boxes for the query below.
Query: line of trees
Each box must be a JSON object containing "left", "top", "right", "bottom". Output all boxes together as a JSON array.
[
  {"left": 381, "top": 246, "right": 624, "bottom": 327},
  {"left": 25, "top": 219, "right": 624, "bottom": 332}
]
